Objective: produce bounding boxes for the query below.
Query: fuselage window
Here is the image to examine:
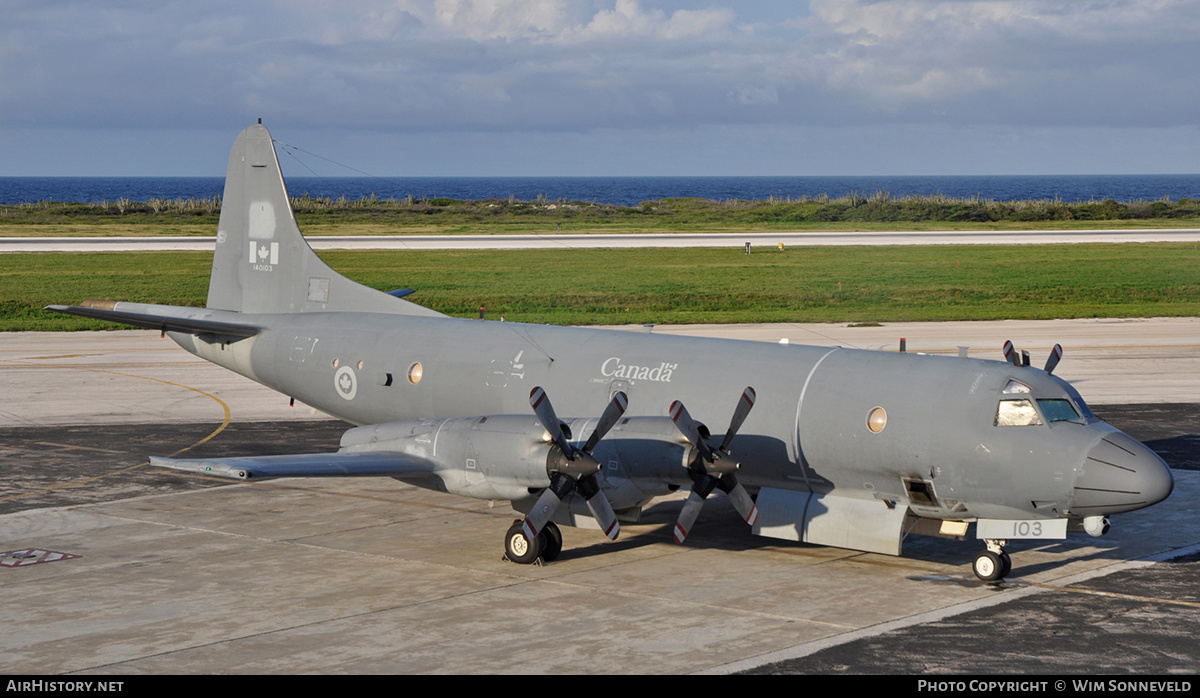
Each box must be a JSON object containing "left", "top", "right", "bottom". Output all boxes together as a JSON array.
[
  {"left": 867, "top": 406, "right": 887, "bottom": 433},
  {"left": 1002, "top": 379, "right": 1031, "bottom": 394},
  {"left": 995, "top": 398, "right": 1042, "bottom": 426},
  {"left": 1037, "top": 398, "right": 1082, "bottom": 423}
]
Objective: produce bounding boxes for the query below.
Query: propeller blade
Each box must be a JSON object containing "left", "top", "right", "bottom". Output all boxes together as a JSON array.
[
  {"left": 715, "top": 476, "right": 759, "bottom": 526},
  {"left": 719, "top": 387, "right": 756, "bottom": 452},
  {"left": 526, "top": 387, "right": 625, "bottom": 546},
  {"left": 673, "top": 475, "right": 718, "bottom": 544},
  {"left": 522, "top": 471, "right": 576, "bottom": 542},
  {"left": 577, "top": 474, "right": 620, "bottom": 540},
  {"left": 530, "top": 386, "right": 574, "bottom": 458},
  {"left": 669, "top": 399, "right": 714, "bottom": 461},
  {"left": 582, "top": 390, "right": 628, "bottom": 454},
  {"left": 669, "top": 389, "right": 761, "bottom": 543},
  {"left": 1044, "top": 344, "right": 1063, "bottom": 375},
  {"left": 1002, "top": 340, "right": 1021, "bottom": 367}
]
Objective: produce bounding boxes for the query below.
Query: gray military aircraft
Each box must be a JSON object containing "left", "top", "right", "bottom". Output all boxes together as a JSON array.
[{"left": 50, "top": 124, "right": 1174, "bottom": 581}]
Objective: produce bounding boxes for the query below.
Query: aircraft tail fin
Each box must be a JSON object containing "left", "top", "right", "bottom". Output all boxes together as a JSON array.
[{"left": 207, "top": 123, "right": 442, "bottom": 317}]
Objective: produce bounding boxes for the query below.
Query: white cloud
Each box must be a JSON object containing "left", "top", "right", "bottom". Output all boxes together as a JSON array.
[
  {"left": 429, "top": 0, "right": 571, "bottom": 40},
  {"left": 794, "top": 0, "right": 1200, "bottom": 125},
  {"left": 567, "top": 0, "right": 735, "bottom": 40},
  {"left": 1, "top": 0, "right": 1198, "bottom": 162}
]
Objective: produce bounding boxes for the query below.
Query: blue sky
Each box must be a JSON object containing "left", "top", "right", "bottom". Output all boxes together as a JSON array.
[{"left": 2, "top": 0, "right": 1198, "bottom": 176}]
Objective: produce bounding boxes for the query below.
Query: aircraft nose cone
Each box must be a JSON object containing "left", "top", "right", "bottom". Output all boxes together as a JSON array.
[{"left": 1072, "top": 430, "right": 1174, "bottom": 516}]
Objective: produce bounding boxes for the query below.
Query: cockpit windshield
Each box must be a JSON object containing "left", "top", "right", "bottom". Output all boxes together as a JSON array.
[
  {"left": 995, "top": 398, "right": 1042, "bottom": 426},
  {"left": 995, "top": 389, "right": 1085, "bottom": 427},
  {"left": 1037, "top": 398, "right": 1083, "bottom": 423}
]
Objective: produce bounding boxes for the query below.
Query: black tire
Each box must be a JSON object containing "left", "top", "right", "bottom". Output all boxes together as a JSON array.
[
  {"left": 999, "top": 551, "right": 1012, "bottom": 579},
  {"left": 973, "top": 550, "right": 1005, "bottom": 582},
  {"left": 504, "top": 522, "right": 542, "bottom": 564},
  {"left": 541, "top": 521, "right": 563, "bottom": 562}
]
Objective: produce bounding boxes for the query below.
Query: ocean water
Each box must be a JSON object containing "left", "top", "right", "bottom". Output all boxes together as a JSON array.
[{"left": 1, "top": 174, "right": 1198, "bottom": 208}]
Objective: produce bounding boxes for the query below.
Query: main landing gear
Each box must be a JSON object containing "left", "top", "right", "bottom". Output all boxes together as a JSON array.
[
  {"left": 503, "top": 520, "right": 563, "bottom": 564},
  {"left": 972, "top": 539, "right": 1012, "bottom": 582}
]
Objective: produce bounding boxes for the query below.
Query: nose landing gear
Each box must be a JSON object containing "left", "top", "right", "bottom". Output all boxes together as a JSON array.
[{"left": 973, "top": 539, "right": 1012, "bottom": 582}]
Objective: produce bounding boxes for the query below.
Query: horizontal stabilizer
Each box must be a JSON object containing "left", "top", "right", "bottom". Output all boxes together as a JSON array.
[
  {"left": 46, "top": 301, "right": 259, "bottom": 338},
  {"left": 149, "top": 451, "right": 440, "bottom": 481}
]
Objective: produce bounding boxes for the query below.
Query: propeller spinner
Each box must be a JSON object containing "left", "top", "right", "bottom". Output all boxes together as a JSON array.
[{"left": 668, "top": 387, "right": 759, "bottom": 544}]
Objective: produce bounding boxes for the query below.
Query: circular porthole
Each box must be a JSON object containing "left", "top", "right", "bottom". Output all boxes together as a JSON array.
[
  {"left": 331, "top": 358, "right": 339, "bottom": 367},
  {"left": 867, "top": 406, "right": 887, "bottom": 433},
  {"left": 357, "top": 360, "right": 364, "bottom": 370},
  {"left": 408, "top": 362, "right": 423, "bottom": 384}
]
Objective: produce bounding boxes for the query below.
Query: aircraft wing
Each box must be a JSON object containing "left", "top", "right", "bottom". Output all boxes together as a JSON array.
[
  {"left": 149, "top": 452, "right": 440, "bottom": 481},
  {"left": 46, "top": 300, "right": 260, "bottom": 338}
]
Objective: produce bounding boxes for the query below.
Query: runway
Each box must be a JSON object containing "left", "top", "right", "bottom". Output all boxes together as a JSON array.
[
  {"left": 2, "top": 325, "right": 1198, "bottom": 674},
  {"left": 3, "top": 227, "right": 1200, "bottom": 252}
]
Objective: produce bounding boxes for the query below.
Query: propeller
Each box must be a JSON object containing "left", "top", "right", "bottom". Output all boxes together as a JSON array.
[
  {"left": 1044, "top": 343, "right": 1063, "bottom": 374},
  {"left": 668, "top": 387, "right": 759, "bottom": 544},
  {"left": 1004, "top": 341, "right": 1064, "bottom": 374},
  {"left": 1002, "top": 340, "right": 1021, "bottom": 367},
  {"left": 522, "top": 387, "right": 628, "bottom": 549}
]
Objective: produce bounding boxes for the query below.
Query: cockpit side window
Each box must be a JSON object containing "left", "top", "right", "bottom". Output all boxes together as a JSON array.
[
  {"left": 1037, "top": 398, "right": 1082, "bottom": 423},
  {"left": 995, "top": 398, "right": 1042, "bottom": 426}
]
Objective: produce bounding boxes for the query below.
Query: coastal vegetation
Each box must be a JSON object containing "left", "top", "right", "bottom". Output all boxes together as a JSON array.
[
  {"left": 1, "top": 192, "right": 1199, "bottom": 237},
  {"left": 5, "top": 243, "right": 1198, "bottom": 331}
]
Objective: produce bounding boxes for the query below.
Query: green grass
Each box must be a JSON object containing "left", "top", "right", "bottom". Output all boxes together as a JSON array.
[{"left": 5, "top": 243, "right": 1199, "bottom": 331}]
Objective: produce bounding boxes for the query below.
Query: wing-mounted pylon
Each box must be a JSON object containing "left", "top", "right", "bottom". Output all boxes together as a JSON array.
[
  {"left": 668, "top": 386, "right": 759, "bottom": 543},
  {"left": 521, "top": 387, "right": 629, "bottom": 549}
]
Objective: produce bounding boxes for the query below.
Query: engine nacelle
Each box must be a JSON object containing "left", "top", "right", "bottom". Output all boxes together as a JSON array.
[
  {"left": 340, "top": 415, "right": 554, "bottom": 500},
  {"left": 590, "top": 416, "right": 695, "bottom": 493},
  {"left": 338, "top": 414, "right": 693, "bottom": 508}
]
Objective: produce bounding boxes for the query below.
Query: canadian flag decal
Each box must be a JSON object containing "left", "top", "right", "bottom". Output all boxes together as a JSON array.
[{"left": 249, "top": 241, "right": 280, "bottom": 266}]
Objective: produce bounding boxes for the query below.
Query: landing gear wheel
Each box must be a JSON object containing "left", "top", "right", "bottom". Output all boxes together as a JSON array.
[
  {"left": 504, "top": 522, "right": 542, "bottom": 564},
  {"left": 999, "top": 551, "right": 1012, "bottom": 579},
  {"left": 973, "top": 550, "right": 1006, "bottom": 582},
  {"left": 540, "top": 521, "right": 563, "bottom": 562}
]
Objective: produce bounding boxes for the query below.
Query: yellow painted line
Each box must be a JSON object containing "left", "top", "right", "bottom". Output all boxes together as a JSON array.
[
  {"left": 0, "top": 363, "right": 232, "bottom": 504},
  {"left": 25, "top": 354, "right": 97, "bottom": 360},
  {"left": 1031, "top": 582, "right": 1200, "bottom": 609}
]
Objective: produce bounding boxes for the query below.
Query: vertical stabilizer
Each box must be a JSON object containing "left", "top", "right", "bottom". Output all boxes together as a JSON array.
[{"left": 206, "top": 124, "right": 442, "bottom": 317}]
